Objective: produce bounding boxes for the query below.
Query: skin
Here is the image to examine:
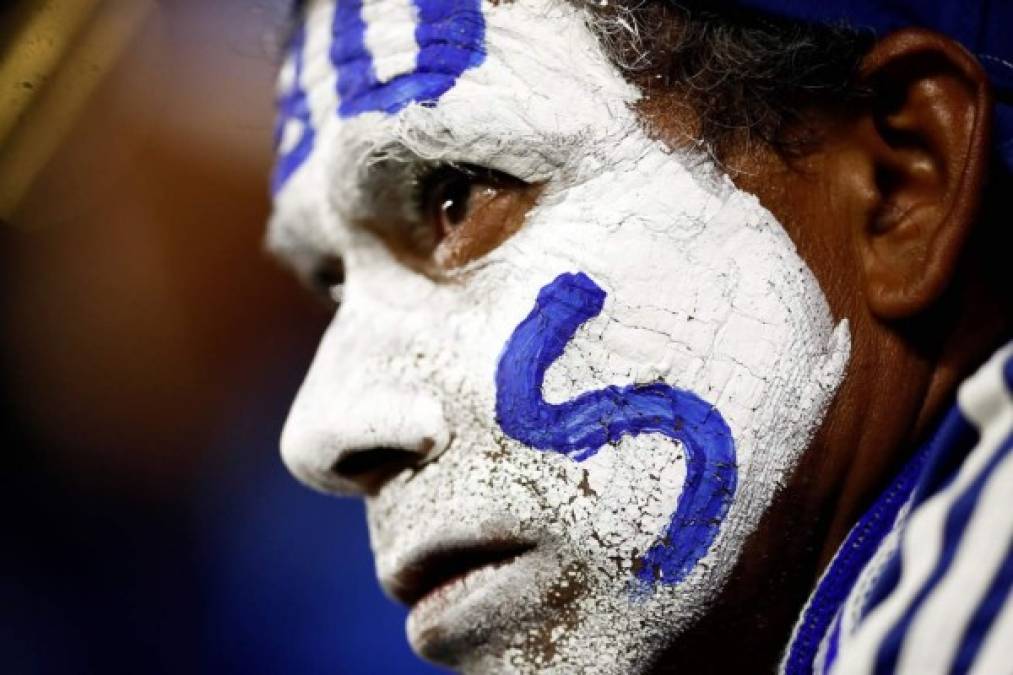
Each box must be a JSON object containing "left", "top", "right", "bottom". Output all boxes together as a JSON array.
[
  {"left": 271, "top": 5, "right": 1007, "bottom": 671},
  {"left": 636, "top": 28, "right": 1006, "bottom": 672}
]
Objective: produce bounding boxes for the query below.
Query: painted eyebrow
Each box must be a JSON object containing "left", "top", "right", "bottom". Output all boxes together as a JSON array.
[
  {"left": 357, "top": 126, "right": 480, "bottom": 185},
  {"left": 378, "top": 114, "right": 559, "bottom": 186}
]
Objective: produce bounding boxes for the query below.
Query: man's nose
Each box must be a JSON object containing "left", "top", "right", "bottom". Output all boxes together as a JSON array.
[{"left": 281, "top": 385, "right": 450, "bottom": 496}]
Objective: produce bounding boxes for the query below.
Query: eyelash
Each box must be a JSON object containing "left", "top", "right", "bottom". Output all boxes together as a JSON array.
[
  {"left": 411, "top": 162, "right": 468, "bottom": 221},
  {"left": 410, "top": 162, "right": 526, "bottom": 221}
]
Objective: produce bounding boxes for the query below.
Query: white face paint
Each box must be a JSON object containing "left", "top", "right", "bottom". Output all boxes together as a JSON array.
[{"left": 270, "top": 0, "right": 852, "bottom": 673}]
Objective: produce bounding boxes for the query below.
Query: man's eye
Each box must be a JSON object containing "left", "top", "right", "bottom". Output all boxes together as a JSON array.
[
  {"left": 422, "top": 165, "right": 475, "bottom": 238},
  {"left": 309, "top": 255, "right": 345, "bottom": 309},
  {"left": 413, "top": 164, "right": 539, "bottom": 269}
]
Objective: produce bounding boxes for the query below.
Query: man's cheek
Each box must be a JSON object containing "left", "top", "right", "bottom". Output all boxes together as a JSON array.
[
  {"left": 574, "top": 435, "right": 688, "bottom": 575},
  {"left": 492, "top": 271, "right": 739, "bottom": 587}
]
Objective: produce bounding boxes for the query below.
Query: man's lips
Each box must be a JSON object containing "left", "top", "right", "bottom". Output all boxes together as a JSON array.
[{"left": 385, "top": 540, "right": 537, "bottom": 607}]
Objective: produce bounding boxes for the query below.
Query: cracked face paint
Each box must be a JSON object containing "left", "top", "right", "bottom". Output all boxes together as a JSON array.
[
  {"left": 269, "top": 1, "right": 852, "bottom": 673},
  {"left": 496, "top": 271, "right": 737, "bottom": 587}
]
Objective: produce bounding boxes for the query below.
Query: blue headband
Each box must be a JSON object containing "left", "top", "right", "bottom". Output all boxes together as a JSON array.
[{"left": 730, "top": 0, "right": 1013, "bottom": 176}]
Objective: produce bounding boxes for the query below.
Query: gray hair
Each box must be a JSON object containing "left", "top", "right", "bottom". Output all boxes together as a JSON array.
[{"left": 581, "top": 1, "right": 876, "bottom": 157}]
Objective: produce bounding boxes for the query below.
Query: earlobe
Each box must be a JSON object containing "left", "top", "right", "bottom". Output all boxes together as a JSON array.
[{"left": 854, "top": 29, "right": 992, "bottom": 320}]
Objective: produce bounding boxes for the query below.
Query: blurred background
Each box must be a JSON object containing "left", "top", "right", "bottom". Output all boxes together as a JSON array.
[{"left": 0, "top": 1, "right": 439, "bottom": 672}]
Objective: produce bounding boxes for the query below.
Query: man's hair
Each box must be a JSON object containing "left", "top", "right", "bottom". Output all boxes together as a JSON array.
[{"left": 583, "top": 1, "right": 876, "bottom": 157}]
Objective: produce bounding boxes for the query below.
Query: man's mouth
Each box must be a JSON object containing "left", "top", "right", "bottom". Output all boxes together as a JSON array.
[{"left": 385, "top": 540, "right": 537, "bottom": 607}]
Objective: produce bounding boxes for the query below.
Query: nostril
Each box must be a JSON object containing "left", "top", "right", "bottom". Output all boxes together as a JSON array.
[
  {"left": 331, "top": 447, "right": 425, "bottom": 494},
  {"left": 332, "top": 447, "right": 419, "bottom": 476}
]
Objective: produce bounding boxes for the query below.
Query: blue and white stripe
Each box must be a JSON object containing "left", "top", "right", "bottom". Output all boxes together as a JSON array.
[{"left": 784, "top": 342, "right": 1013, "bottom": 675}]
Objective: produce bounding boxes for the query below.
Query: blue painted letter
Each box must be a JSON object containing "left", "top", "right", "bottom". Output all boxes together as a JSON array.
[
  {"left": 495, "top": 272, "right": 738, "bottom": 585},
  {"left": 272, "top": 26, "right": 316, "bottom": 194},
  {"left": 331, "top": 0, "right": 486, "bottom": 118}
]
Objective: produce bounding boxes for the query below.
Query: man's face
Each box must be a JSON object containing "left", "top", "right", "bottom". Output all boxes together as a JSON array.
[{"left": 270, "top": 0, "right": 851, "bottom": 672}]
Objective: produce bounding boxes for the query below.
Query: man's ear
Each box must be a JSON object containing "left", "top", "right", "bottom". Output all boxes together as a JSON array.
[{"left": 852, "top": 29, "right": 992, "bottom": 320}]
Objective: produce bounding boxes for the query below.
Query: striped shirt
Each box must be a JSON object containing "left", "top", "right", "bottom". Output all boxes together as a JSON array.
[{"left": 783, "top": 342, "right": 1013, "bottom": 675}]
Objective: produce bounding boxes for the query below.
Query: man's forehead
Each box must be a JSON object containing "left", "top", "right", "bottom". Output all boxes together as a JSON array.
[
  {"left": 267, "top": 0, "right": 648, "bottom": 271},
  {"left": 272, "top": 0, "right": 640, "bottom": 197}
]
